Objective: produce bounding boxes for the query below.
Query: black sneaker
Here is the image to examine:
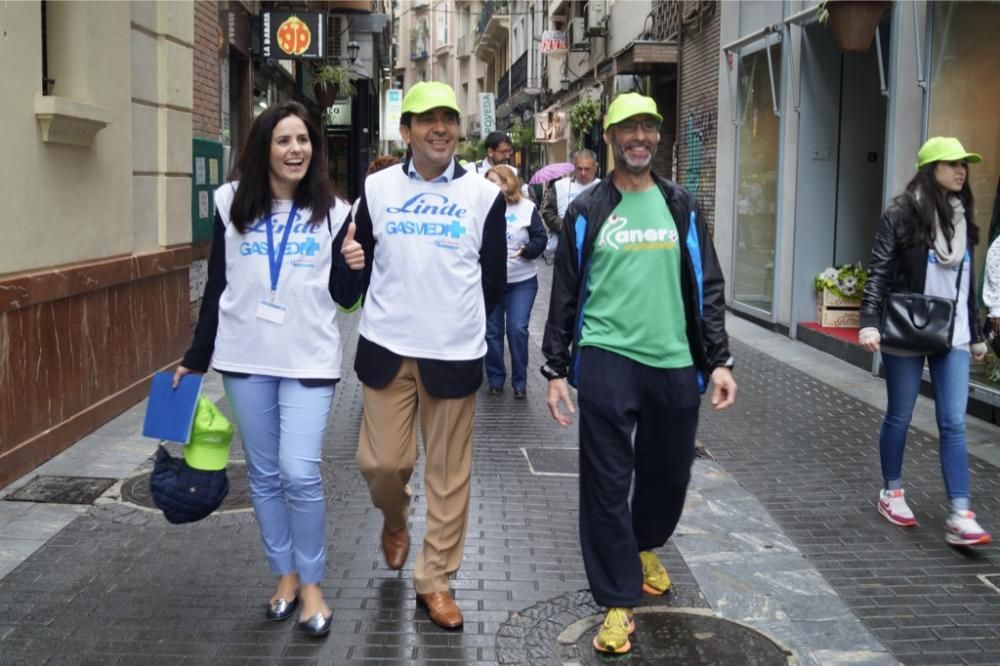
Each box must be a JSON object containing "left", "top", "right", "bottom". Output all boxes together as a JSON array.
[
  {"left": 513, "top": 388, "right": 527, "bottom": 400},
  {"left": 488, "top": 385, "right": 503, "bottom": 395}
]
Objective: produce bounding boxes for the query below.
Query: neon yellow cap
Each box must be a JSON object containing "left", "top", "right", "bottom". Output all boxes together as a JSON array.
[
  {"left": 603, "top": 93, "right": 663, "bottom": 130},
  {"left": 401, "top": 82, "right": 461, "bottom": 116},
  {"left": 183, "top": 396, "right": 232, "bottom": 471},
  {"left": 916, "top": 137, "right": 982, "bottom": 169}
]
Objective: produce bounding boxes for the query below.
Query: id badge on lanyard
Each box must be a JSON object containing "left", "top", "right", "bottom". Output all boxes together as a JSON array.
[{"left": 256, "top": 205, "right": 297, "bottom": 325}]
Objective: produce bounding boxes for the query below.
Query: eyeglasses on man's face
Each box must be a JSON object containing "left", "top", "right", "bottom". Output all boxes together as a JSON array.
[{"left": 614, "top": 119, "right": 661, "bottom": 134}]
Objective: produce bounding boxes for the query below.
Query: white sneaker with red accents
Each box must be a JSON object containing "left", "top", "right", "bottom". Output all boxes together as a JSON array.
[
  {"left": 878, "top": 489, "right": 916, "bottom": 527},
  {"left": 945, "top": 510, "right": 992, "bottom": 546}
]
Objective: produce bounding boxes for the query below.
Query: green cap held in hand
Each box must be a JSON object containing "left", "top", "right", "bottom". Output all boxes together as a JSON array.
[{"left": 183, "top": 396, "right": 233, "bottom": 471}]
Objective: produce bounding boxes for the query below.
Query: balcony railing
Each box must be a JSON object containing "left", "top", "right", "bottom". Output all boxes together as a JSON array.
[
  {"left": 496, "top": 52, "right": 527, "bottom": 107},
  {"left": 510, "top": 52, "right": 527, "bottom": 93},
  {"left": 497, "top": 70, "right": 510, "bottom": 107},
  {"left": 477, "top": 0, "right": 510, "bottom": 36}
]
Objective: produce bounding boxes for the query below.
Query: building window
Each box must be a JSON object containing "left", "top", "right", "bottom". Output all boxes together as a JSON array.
[
  {"left": 928, "top": 1, "right": 1000, "bottom": 384},
  {"left": 733, "top": 42, "right": 782, "bottom": 314}
]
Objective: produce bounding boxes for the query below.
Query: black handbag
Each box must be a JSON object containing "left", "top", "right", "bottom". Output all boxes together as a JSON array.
[{"left": 879, "top": 261, "right": 963, "bottom": 355}]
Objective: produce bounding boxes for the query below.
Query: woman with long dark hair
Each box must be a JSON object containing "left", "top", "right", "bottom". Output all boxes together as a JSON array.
[
  {"left": 859, "top": 137, "right": 990, "bottom": 546},
  {"left": 173, "top": 101, "right": 365, "bottom": 635}
]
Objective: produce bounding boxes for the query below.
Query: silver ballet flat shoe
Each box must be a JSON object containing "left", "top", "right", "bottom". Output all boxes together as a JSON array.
[
  {"left": 266, "top": 595, "right": 299, "bottom": 621},
  {"left": 297, "top": 612, "right": 333, "bottom": 637}
]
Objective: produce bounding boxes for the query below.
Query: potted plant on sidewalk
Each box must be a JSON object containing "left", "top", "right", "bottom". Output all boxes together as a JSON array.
[
  {"left": 312, "top": 63, "right": 356, "bottom": 109},
  {"left": 818, "top": 0, "right": 892, "bottom": 54},
  {"left": 814, "top": 262, "right": 868, "bottom": 328}
]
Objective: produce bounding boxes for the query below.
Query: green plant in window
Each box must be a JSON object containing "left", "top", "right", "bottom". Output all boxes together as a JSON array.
[
  {"left": 814, "top": 262, "right": 868, "bottom": 299},
  {"left": 312, "top": 63, "right": 357, "bottom": 98},
  {"left": 568, "top": 99, "right": 601, "bottom": 149}
]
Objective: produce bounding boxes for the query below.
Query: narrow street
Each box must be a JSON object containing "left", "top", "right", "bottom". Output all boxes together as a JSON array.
[{"left": 2, "top": 263, "right": 999, "bottom": 665}]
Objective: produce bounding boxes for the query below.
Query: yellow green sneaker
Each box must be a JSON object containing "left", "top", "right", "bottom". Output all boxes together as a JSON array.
[
  {"left": 592, "top": 607, "right": 634, "bottom": 654},
  {"left": 640, "top": 550, "right": 671, "bottom": 595}
]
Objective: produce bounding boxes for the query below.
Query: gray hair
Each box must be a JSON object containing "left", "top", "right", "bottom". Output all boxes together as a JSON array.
[{"left": 572, "top": 149, "right": 598, "bottom": 164}]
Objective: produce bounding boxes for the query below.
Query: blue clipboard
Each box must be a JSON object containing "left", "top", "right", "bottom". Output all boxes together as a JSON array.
[{"left": 142, "top": 371, "right": 204, "bottom": 443}]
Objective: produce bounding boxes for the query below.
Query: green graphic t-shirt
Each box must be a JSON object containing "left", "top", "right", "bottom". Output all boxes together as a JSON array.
[{"left": 579, "top": 187, "right": 693, "bottom": 368}]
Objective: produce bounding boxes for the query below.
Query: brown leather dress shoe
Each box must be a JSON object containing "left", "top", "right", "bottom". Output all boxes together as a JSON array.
[
  {"left": 417, "top": 592, "right": 463, "bottom": 630},
  {"left": 381, "top": 525, "right": 409, "bottom": 570}
]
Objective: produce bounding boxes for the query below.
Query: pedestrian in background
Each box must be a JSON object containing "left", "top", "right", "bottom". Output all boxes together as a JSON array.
[
  {"left": 472, "top": 131, "right": 513, "bottom": 174},
  {"left": 860, "top": 136, "right": 991, "bottom": 547},
  {"left": 541, "top": 93, "right": 736, "bottom": 655},
  {"left": 349, "top": 82, "right": 506, "bottom": 630},
  {"left": 174, "top": 101, "right": 366, "bottom": 637},
  {"left": 541, "top": 149, "right": 601, "bottom": 263},
  {"left": 484, "top": 165, "right": 547, "bottom": 398}
]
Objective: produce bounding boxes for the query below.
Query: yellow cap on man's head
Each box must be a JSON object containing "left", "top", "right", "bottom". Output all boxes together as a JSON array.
[
  {"left": 603, "top": 93, "right": 663, "bottom": 130},
  {"left": 401, "top": 82, "right": 461, "bottom": 116}
]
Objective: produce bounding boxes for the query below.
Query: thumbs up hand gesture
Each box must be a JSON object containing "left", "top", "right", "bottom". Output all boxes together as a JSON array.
[{"left": 341, "top": 222, "right": 365, "bottom": 270}]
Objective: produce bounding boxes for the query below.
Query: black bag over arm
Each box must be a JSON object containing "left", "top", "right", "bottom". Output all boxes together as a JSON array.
[{"left": 879, "top": 261, "right": 964, "bottom": 355}]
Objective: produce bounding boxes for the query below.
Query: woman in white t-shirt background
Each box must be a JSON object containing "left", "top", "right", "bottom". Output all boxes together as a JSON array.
[
  {"left": 173, "top": 102, "right": 365, "bottom": 637},
  {"left": 484, "top": 165, "right": 547, "bottom": 399}
]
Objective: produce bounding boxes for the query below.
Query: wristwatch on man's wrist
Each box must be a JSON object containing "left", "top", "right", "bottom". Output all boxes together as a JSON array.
[{"left": 539, "top": 364, "right": 566, "bottom": 381}]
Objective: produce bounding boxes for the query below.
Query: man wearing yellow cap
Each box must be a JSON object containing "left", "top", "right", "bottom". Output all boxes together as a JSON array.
[
  {"left": 541, "top": 93, "right": 737, "bottom": 654},
  {"left": 347, "top": 82, "right": 507, "bottom": 630}
]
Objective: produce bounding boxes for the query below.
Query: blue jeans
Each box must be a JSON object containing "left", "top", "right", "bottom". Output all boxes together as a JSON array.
[
  {"left": 485, "top": 276, "right": 538, "bottom": 391},
  {"left": 223, "top": 375, "right": 334, "bottom": 584},
  {"left": 879, "top": 349, "right": 970, "bottom": 501}
]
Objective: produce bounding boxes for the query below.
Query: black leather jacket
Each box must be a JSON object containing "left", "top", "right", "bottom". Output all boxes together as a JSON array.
[
  {"left": 860, "top": 195, "right": 982, "bottom": 344},
  {"left": 541, "top": 172, "right": 732, "bottom": 386}
]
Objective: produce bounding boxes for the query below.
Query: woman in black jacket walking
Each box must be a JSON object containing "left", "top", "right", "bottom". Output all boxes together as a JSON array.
[{"left": 859, "top": 137, "right": 990, "bottom": 546}]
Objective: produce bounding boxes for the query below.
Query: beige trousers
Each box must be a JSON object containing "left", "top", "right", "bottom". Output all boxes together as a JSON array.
[{"left": 356, "top": 358, "right": 476, "bottom": 594}]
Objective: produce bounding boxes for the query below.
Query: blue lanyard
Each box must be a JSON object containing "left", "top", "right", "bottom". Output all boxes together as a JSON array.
[{"left": 265, "top": 205, "right": 297, "bottom": 299}]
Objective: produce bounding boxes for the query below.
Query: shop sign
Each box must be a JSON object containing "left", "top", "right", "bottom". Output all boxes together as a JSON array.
[
  {"left": 540, "top": 30, "right": 568, "bottom": 54},
  {"left": 262, "top": 12, "right": 325, "bottom": 59},
  {"left": 479, "top": 93, "right": 496, "bottom": 138},
  {"left": 534, "top": 109, "right": 567, "bottom": 142},
  {"left": 383, "top": 89, "right": 403, "bottom": 142}
]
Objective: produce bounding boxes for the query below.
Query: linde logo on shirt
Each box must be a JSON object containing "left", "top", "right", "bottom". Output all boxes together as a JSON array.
[
  {"left": 597, "top": 214, "right": 678, "bottom": 251},
  {"left": 240, "top": 216, "right": 323, "bottom": 258},
  {"left": 385, "top": 193, "right": 469, "bottom": 242}
]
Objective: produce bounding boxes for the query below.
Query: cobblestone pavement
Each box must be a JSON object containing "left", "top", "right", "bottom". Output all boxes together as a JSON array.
[{"left": 1, "top": 262, "right": 998, "bottom": 664}]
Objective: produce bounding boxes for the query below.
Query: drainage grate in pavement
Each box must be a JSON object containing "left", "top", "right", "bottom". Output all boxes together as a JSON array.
[
  {"left": 568, "top": 608, "right": 793, "bottom": 665},
  {"left": 4, "top": 476, "right": 117, "bottom": 504},
  {"left": 121, "top": 462, "right": 253, "bottom": 512},
  {"left": 521, "top": 447, "right": 578, "bottom": 476}
]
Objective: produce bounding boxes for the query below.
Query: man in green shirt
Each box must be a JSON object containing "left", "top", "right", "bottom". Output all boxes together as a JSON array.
[{"left": 540, "top": 93, "right": 737, "bottom": 655}]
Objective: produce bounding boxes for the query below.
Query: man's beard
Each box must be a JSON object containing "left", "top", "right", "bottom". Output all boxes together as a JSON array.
[{"left": 612, "top": 140, "right": 656, "bottom": 175}]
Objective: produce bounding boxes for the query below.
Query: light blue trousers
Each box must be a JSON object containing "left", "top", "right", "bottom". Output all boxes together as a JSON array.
[{"left": 223, "top": 375, "right": 334, "bottom": 585}]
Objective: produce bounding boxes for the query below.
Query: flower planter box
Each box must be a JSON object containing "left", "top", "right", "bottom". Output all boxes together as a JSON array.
[{"left": 816, "top": 288, "right": 861, "bottom": 328}]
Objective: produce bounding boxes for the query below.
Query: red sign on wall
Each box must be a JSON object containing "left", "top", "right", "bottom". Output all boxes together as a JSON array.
[
  {"left": 540, "top": 30, "right": 568, "bottom": 54},
  {"left": 262, "top": 12, "right": 325, "bottom": 59}
]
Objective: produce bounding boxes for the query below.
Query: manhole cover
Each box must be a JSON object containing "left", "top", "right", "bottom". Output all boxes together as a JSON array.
[
  {"left": 121, "top": 462, "right": 253, "bottom": 512},
  {"left": 522, "top": 447, "right": 578, "bottom": 476},
  {"left": 567, "top": 608, "right": 792, "bottom": 665},
  {"left": 4, "top": 476, "right": 116, "bottom": 504}
]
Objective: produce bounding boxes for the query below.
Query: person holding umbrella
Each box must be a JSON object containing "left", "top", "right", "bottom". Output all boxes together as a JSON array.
[{"left": 540, "top": 150, "right": 601, "bottom": 262}]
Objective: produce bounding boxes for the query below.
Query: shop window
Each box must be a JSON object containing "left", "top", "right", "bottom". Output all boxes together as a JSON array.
[
  {"left": 928, "top": 1, "right": 1000, "bottom": 386},
  {"left": 733, "top": 41, "right": 782, "bottom": 314}
]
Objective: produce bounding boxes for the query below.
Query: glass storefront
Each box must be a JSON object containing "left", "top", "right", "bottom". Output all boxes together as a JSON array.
[
  {"left": 733, "top": 42, "right": 782, "bottom": 314},
  {"left": 928, "top": 1, "right": 1000, "bottom": 387}
]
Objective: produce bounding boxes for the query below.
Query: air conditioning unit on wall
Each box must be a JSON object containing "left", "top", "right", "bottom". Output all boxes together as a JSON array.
[
  {"left": 569, "top": 17, "right": 587, "bottom": 49},
  {"left": 586, "top": 0, "right": 607, "bottom": 36}
]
